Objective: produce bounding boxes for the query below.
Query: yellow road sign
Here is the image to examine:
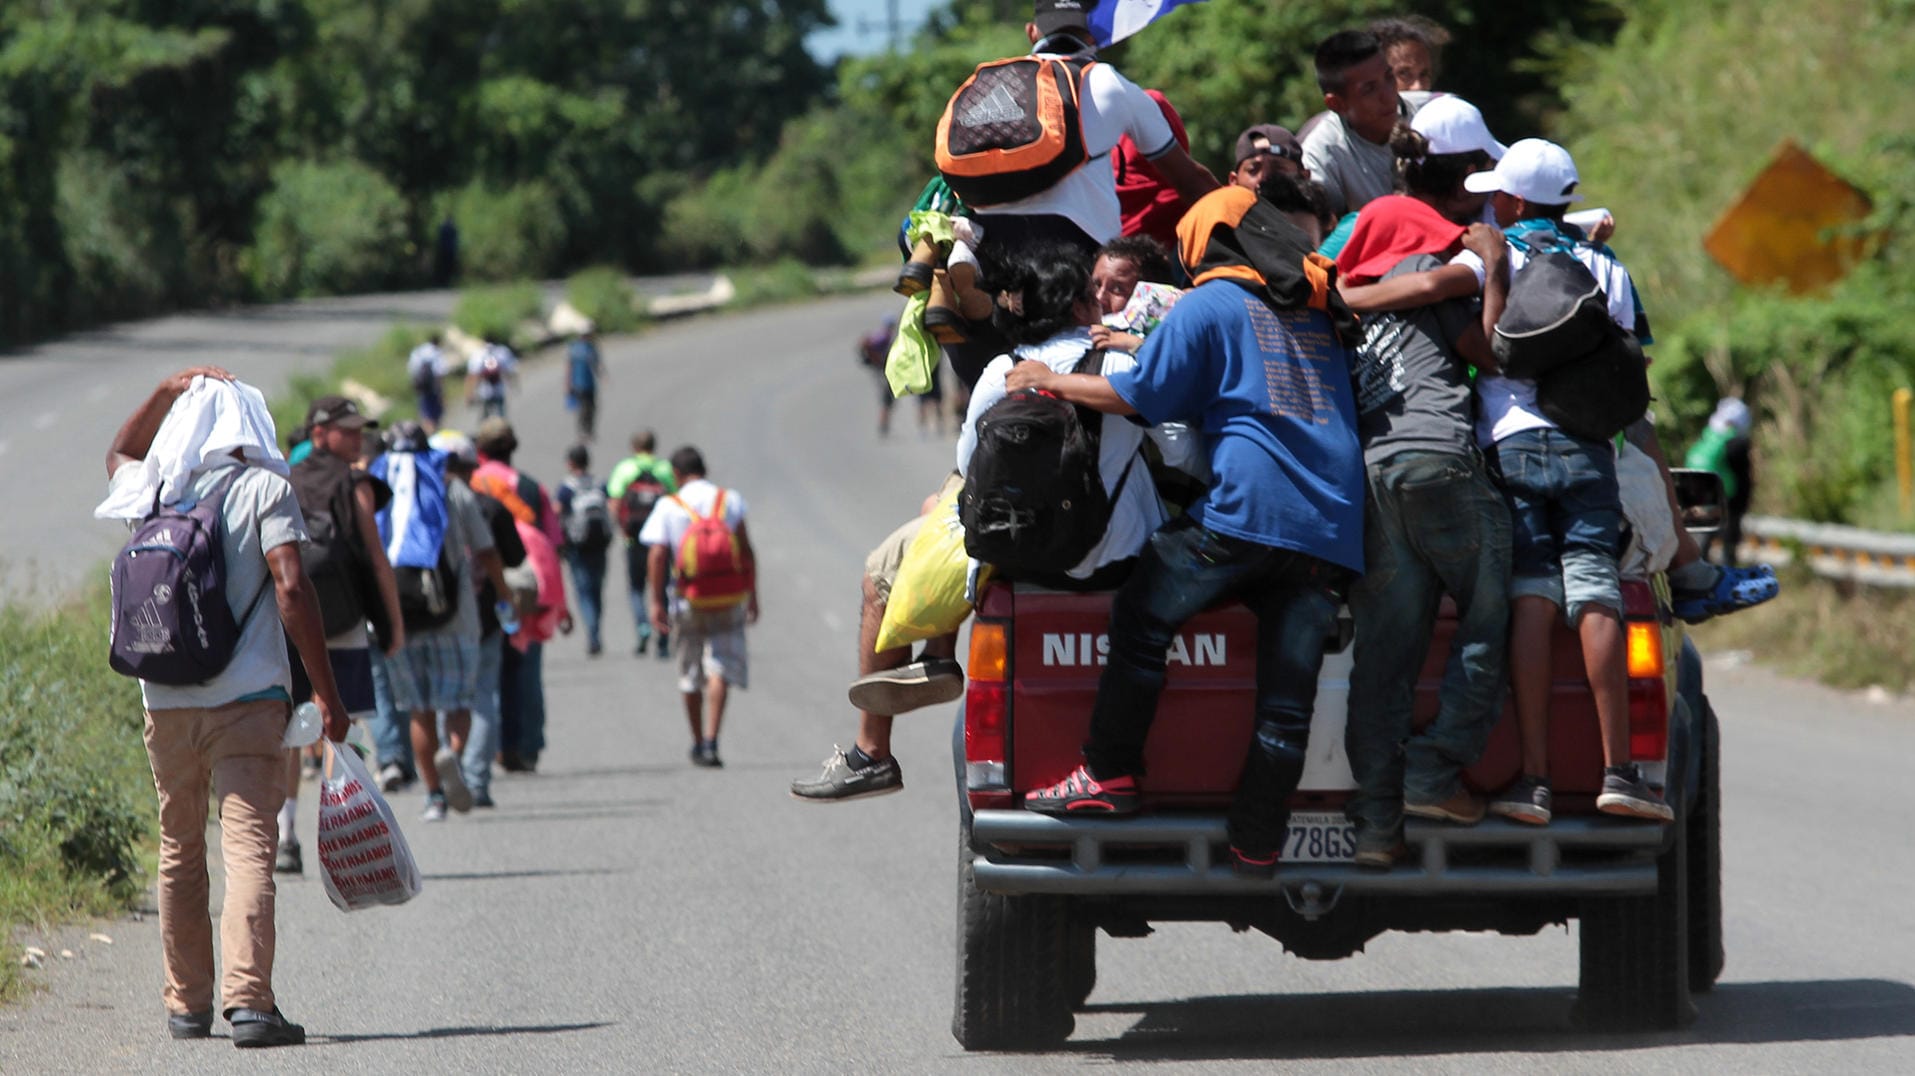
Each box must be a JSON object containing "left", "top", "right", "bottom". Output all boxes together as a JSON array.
[{"left": 1703, "top": 140, "right": 1873, "bottom": 294}]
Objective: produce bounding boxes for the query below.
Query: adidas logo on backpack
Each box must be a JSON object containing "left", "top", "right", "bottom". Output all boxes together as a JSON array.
[{"left": 959, "top": 85, "right": 1024, "bottom": 128}]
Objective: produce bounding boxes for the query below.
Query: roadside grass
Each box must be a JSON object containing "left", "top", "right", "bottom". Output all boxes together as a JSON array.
[
  {"left": 1692, "top": 562, "right": 1915, "bottom": 693},
  {"left": 0, "top": 590, "right": 154, "bottom": 1002}
]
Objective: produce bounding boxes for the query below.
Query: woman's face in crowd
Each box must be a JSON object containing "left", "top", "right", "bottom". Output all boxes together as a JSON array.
[{"left": 1091, "top": 254, "right": 1143, "bottom": 315}]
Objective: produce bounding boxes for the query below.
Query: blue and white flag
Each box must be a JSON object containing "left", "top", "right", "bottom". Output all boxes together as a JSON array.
[
  {"left": 370, "top": 449, "right": 450, "bottom": 569},
  {"left": 1089, "top": 0, "right": 1210, "bottom": 46}
]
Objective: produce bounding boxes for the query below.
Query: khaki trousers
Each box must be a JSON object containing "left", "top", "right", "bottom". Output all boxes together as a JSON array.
[{"left": 142, "top": 697, "right": 288, "bottom": 1016}]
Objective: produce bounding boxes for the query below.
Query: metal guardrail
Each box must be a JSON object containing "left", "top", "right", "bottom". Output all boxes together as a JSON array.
[{"left": 1743, "top": 515, "right": 1915, "bottom": 587}]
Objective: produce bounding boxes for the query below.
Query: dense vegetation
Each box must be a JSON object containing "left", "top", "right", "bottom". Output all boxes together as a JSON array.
[{"left": 0, "top": 0, "right": 832, "bottom": 344}]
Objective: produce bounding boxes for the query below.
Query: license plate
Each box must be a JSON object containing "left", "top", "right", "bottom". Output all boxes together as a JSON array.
[{"left": 1283, "top": 811, "right": 1356, "bottom": 863}]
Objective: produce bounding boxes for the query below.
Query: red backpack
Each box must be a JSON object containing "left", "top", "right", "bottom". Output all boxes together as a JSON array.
[{"left": 670, "top": 490, "right": 751, "bottom": 610}]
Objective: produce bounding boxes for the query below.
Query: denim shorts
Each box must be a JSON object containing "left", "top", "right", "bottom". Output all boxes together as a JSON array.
[{"left": 1490, "top": 428, "right": 1623, "bottom": 623}]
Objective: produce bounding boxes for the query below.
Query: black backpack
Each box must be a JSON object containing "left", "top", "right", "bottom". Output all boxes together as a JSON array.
[
  {"left": 960, "top": 349, "right": 1137, "bottom": 574},
  {"left": 1493, "top": 250, "right": 1651, "bottom": 442},
  {"left": 935, "top": 56, "right": 1092, "bottom": 207},
  {"left": 396, "top": 546, "right": 460, "bottom": 631},
  {"left": 289, "top": 454, "right": 372, "bottom": 637}
]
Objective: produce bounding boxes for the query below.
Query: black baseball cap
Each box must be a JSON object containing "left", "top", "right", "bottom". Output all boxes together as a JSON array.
[
  {"left": 1033, "top": 0, "right": 1094, "bottom": 37},
  {"left": 1234, "top": 124, "right": 1304, "bottom": 166},
  {"left": 305, "top": 395, "right": 376, "bottom": 431}
]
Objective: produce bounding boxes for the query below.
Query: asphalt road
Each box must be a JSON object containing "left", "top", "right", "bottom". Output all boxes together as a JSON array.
[{"left": 4, "top": 291, "right": 1914, "bottom": 1073}]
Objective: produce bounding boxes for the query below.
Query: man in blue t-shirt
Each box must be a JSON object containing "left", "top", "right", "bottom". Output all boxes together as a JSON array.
[
  {"left": 1009, "top": 185, "right": 1366, "bottom": 878},
  {"left": 566, "top": 331, "right": 605, "bottom": 442}
]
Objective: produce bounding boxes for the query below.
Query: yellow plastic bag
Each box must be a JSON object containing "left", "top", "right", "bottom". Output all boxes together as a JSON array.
[
  {"left": 885, "top": 292, "right": 936, "bottom": 398},
  {"left": 876, "top": 486, "right": 988, "bottom": 652}
]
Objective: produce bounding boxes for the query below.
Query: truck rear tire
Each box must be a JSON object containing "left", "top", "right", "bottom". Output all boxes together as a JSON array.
[
  {"left": 953, "top": 823, "right": 1075, "bottom": 1050},
  {"left": 1065, "top": 917, "right": 1097, "bottom": 1010},
  {"left": 1576, "top": 813, "right": 1698, "bottom": 1031},
  {"left": 1688, "top": 700, "right": 1725, "bottom": 993}
]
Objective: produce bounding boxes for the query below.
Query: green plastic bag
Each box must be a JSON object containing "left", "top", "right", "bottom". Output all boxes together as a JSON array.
[
  {"left": 885, "top": 292, "right": 936, "bottom": 397},
  {"left": 876, "top": 486, "right": 988, "bottom": 652}
]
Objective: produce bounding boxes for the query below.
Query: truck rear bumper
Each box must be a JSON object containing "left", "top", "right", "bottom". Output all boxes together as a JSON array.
[{"left": 970, "top": 810, "right": 1666, "bottom": 898}]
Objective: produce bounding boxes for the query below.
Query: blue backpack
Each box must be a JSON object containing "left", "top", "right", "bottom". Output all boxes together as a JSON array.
[{"left": 108, "top": 468, "right": 271, "bottom": 686}]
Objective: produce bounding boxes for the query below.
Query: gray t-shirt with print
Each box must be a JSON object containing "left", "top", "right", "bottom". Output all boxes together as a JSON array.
[
  {"left": 110, "top": 460, "right": 309, "bottom": 711},
  {"left": 1350, "top": 254, "right": 1478, "bottom": 465},
  {"left": 1301, "top": 111, "right": 1399, "bottom": 218}
]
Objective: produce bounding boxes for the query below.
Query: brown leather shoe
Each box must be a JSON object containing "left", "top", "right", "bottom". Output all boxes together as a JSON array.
[
  {"left": 923, "top": 269, "right": 969, "bottom": 344},
  {"left": 1404, "top": 787, "right": 1488, "bottom": 825},
  {"left": 895, "top": 236, "right": 940, "bottom": 297}
]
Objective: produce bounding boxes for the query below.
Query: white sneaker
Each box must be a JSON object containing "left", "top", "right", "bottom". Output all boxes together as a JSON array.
[
  {"left": 378, "top": 763, "right": 407, "bottom": 794},
  {"left": 435, "top": 749, "right": 473, "bottom": 813},
  {"left": 421, "top": 796, "right": 447, "bottom": 822}
]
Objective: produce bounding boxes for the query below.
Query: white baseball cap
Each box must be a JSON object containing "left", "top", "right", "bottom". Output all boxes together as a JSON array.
[
  {"left": 1464, "top": 138, "right": 1584, "bottom": 205},
  {"left": 1410, "top": 96, "right": 1507, "bottom": 160}
]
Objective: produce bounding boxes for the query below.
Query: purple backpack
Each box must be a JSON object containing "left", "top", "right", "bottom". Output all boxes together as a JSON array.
[{"left": 108, "top": 468, "right": 270, "bottom": 685}]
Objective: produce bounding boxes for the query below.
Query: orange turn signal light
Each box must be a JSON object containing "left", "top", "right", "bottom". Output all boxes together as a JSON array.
[
  {"left": 969, "top": 622, "right": 1008, "bottom": 683},
  {"left": 1626, "top": 621, "right": 1664, "bottom": 679}
]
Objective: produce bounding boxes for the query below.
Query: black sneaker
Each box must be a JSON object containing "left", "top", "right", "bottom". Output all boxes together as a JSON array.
[
  {"left": 1597, "top": 764, "right": 1674, "bottom": 822},
  {"left": 847, "top": 658, "right": 965, "bottom": 716},
  {"left": 1489, "top": 775, "right": 1552, "bottom": 825},
  {"left": 228, "top": 1006, "right": 305, "bottom": 1049},
  {"left": 791, "top": 746, "right": 904, "bottom": 801},
  {"left": 168, "top": 1010, "right": 213, "bottom": 1040},
  {"left": 273, "top": 840, "right": 302, "bottom": 875}
]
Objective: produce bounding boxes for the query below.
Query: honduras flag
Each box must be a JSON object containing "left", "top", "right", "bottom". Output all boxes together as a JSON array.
[
  {"left": 1089, "top": 0, "right": 1210, "bottom": 46},
  {"left": 370, "top": 448, "right": 451, "bottom": 569}
]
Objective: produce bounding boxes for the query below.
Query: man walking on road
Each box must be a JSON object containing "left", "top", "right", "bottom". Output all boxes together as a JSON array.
[
  {"left": 567, "top": 331, "right": 606, "bottom": 442},
  {"left": 556, "top": 444, "right": 615, "bottom": 656},
  {"left": 640, "top": 446, "right": 758, "bottom": 768},
  {"left": 98, "top": 366, "right": 346, "bottom": 1048},
  {"left": 607, "top": 430, "right": 676, "bottom": 657},
  {"left": 277, "top": 395, "right": 406, "bottom": 875}
]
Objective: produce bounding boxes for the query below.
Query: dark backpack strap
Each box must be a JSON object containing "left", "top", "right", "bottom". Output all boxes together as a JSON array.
[{"left": 1070, "top": 347, "right": 1113, "bottom": 439}]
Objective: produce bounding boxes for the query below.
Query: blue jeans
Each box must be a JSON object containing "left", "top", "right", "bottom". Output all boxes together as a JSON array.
[
  {"left": 1345, "top": 451, "right": 1512, "bottom": 841},
  {"left": 462, "top": 632, "right": 506, "bottom": 796},
  {"left": 1490, "top": 428, "right": 1623, "bottom": 624},
  {"left": 1084, "top": 518, "right": 1351, "bottom": 856},
  {"left": 367, "top": 647, "right": 413, "bottom": 776},
  {"left": 567, "top": 546, "right": 608, "bottom": 650},
  {"left": 625, "top": 542, "right": 667, "bottom": 650},
  {"left": 500, "top": 641, "right": 547, "bottom": 759}
]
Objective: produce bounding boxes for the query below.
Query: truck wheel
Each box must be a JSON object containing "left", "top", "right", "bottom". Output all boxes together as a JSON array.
[
  {"left": 1576, "top": 813, "right": 1698, "bottom": 1031},
  {"left": 952, "top": 823, "right": 1075, "bottom": 1050},
  {"left": 1687, "top": 700, "right": 1725, "bottom": 993},
  {"left": 1064, "top": 916, "right": 1097, "bottom": 1010}
]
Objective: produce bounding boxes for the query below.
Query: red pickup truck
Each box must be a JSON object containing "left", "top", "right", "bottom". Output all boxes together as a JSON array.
[{"left": 951, "top": 567, "right": 1723, "bottom": 1049}]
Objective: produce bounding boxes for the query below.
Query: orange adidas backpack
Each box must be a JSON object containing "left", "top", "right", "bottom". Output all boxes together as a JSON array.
[
  {"left": 935, "top": 56, "right": 1094, "bottom": 208},
  {"left": 670, "top": 490, "right": 751, "bottom": 610}
]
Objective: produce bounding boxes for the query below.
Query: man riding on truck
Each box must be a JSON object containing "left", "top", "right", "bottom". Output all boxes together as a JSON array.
[{"left": 1008, "top": 184, "right": 1366, "bottom": 879}]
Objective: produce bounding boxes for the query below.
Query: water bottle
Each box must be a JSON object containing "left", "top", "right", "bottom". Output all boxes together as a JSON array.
[
  {"left": 284, "top": 701, "right": 322, "bottom": 749},
  {"left": 495, "top": 598, "right": 522, "bottom": 636}
]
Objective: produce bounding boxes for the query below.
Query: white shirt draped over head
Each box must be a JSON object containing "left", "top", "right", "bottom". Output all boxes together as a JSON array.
[{"left": 93, "top": 376, "right": 288, "bottom": 521}]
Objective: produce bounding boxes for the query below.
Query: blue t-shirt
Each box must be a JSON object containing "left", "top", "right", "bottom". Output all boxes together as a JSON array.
[
  {"left": 568, "top": 340, "right": 600, "bottom": 394},
  {"left": 1107, "top": 280, "right": 1365, "bottom": 574}
]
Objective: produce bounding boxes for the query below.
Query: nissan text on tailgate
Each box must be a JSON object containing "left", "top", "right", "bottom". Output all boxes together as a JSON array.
[{"left": 951, "top": 572, "right": 1722, "bottom": 1049}]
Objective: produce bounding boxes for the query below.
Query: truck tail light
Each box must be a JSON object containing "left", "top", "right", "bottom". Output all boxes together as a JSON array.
[
  {"left": 1625, "top": 618, "right": 1668, "bottom": 761},
  {"left": 965, "top": 622, "right": 1011, "bottom": 807}
]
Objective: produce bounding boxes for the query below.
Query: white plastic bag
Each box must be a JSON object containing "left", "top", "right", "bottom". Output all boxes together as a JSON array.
[{"left": 316, "top": 740, "right": 423, "bottom": 911}]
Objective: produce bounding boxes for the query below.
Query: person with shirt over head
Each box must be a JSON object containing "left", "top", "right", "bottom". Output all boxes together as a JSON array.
[
  {"left": 97, "top": 367, "right": 347, "bottom": 1048},
  {"left": 1322, "top": 108, "right": 1516, "bottom": 869},
  {"left": 1013, "top": 185, "right": 1366, "bottom": 880},
  {"left": 1451, "top": 139, "right": 1776, "bottom": 826},
  {"left": 933, "top": 0, "right": 1219, "bottom": 389},
  {"left": 641, "top": 446, "right": 758, "bottom": 768},
  {"left": 275, "top": 395, "right": 405, "bottom": 876},
  {"left": 606, "top": 429, "right": 678, "bottom": 657}
]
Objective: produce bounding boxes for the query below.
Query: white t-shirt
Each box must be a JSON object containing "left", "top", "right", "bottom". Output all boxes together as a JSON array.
[
  {"left": 407, "top": 343, "right": 448, "bottom": 385},
  {"left": 956, "top": 326, "right": 1200, "bottom": 579},
  {"left": 110, "top": 460, "right": 309, "bottom": 711},
  {"left": 981, "top": 58, "right": 1176, "bottom": 244},
  {"left": 1455, "top": 239, "right": 1640, "bottom": 446},
  {"left": 466, "top": 344, "right": 519, "bottom": 402},
  {"left": 638, "top": 478, "right": 749, "bottom": 614}
]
